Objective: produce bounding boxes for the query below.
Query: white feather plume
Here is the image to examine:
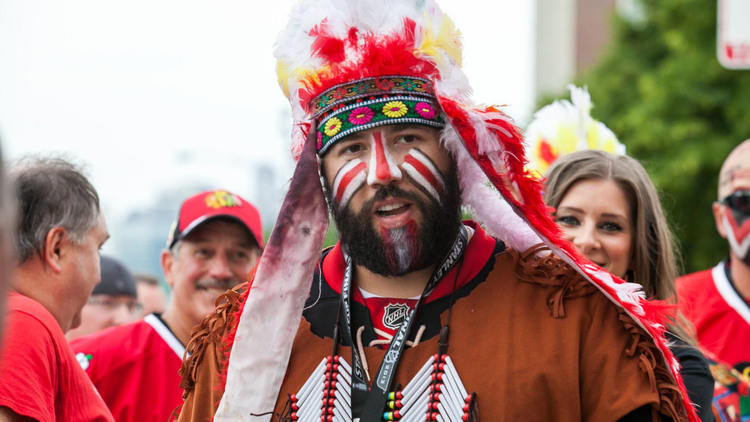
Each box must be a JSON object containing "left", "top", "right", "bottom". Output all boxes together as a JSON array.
[
  {"left": 275, "top": 0, "right": 472, "bottom": 155},
  {"left": 440, "top": 125, "right": 542, "bottom": 251}
]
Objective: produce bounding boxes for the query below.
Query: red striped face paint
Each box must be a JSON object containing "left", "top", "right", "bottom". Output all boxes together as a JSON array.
[
  {"left": 401, "top": 148, "right": 446, "bottom": 203},
  {"left": 331, "top": 159, "right": 367, "bottom": 208},
  {"left": 723, "top": 206, "right": 750, "bottom": 263},
  {"left": 367, "top": 131, "right": 402, "bottom": 185}
]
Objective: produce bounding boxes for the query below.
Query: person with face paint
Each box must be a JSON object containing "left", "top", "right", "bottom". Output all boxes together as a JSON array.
[
  {"left": 175, "top": 2, "right": 700, "bottom": 421},
  {"left": 677, "top": 139, "right": 750, "bottom": 419}
]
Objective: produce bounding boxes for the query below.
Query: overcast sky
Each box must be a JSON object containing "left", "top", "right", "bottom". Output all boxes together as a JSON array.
[{"left": 0, "top": 0, "right": 534, "bottom": 246}]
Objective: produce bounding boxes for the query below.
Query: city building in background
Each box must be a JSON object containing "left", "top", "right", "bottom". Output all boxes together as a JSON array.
[{"left": 534, "top": 0, "right": 639, "bottom": 98}]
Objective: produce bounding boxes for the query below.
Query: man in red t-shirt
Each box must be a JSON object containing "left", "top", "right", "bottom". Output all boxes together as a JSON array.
[
  {"left": 0, "top": 157, "right": 113, "bottom": 422},
  {"left": 71, "top": 189, "right": 263, "bottom": 422}
]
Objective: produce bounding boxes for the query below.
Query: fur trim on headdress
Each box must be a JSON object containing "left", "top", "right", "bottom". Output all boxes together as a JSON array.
[{"left": 525, "top": 84, "right": 626, "bottom": 175}]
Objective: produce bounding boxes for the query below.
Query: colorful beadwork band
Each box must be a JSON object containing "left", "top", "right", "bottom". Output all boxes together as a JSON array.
[
  {"left": 311, "top": 76, "right": 437, "bottom": 118},
  {"left": 316, "top": 96, "right": 445, "bottom": 156}
]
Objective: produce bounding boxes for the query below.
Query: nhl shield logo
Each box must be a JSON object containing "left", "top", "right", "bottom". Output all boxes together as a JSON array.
[{"left": 383, "top": 303, "right": 410, "bottom": 330}]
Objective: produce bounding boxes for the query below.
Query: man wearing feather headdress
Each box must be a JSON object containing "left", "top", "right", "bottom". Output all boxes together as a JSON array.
[{"left": 176, "top": 1, "right": 699, "bottom": 421}]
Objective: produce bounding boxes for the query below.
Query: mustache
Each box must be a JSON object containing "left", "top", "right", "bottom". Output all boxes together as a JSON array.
[
  {"left": 195, "top": 278, "right": 240, "bottom": 291},
  {"left": 347, "top": 184, "right": 430, "bottom": 216}
]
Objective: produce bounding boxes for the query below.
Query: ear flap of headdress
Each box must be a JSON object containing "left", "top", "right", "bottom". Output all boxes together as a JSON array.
[
  {"left": 438, "top": 96, "right": 568, "bottom": 253},
  {"left": 215, "top": 125, "right": 330, "bottom": 420},
  {"left": 438, "top": 96, "right": 700, "bottom": 422}
]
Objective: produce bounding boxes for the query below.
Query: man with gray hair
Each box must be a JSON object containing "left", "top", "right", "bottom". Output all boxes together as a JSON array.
[{"left": 0, "top": 157, "right": 114, "bottom": 421}]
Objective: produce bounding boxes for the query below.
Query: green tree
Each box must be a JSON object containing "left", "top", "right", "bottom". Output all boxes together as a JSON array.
[{"left": 551, "top": 0, "right": 750, "bottom": 273}]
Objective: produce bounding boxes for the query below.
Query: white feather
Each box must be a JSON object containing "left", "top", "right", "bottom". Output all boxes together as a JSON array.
[
  {"left": 568, "top": 84, "right": 592, "bottom": 150},
  {"left": 524, "top": 84, "right": 625, "bottom": 173}
]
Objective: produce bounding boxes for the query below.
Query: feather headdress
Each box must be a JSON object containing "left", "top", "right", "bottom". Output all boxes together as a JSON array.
[
  {"left": 525, "top": 84, "right": 626, "bottom": 175},
  {"left": 216, "top": 2, "right": 698, "bottom": 421}
]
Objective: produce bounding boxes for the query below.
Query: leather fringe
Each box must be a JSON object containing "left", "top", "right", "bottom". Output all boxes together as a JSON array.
[
  {"left": 618, "top": 310, "right": 688, "bottom": 422},
  {"left": 179, "top": 283, "right": 248, "bottom": 396},
  {"left": 511, "top": 243, "right": 597, "bottom": 318}
]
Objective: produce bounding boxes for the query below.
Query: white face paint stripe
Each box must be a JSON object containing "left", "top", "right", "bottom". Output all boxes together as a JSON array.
[
  {"left": 338, "top": 171, "right": 367, "bottom": 208},
  {"left": 332, "top": 159, "right": 367, "bottom": 208},
  {"left": 404, "top": 148, "right": 445, "bottom": 190},
  {"left": 724, "top": 214, "right": 750, "bottom": 258},
  {"left": 367, "top": 131, "right": 402, "bottom": 185},
  {"left": 332, "top": 159, "right": 364, "bottom": 194},
  {"left": 402, "top": 162, "right": 441, "bottom": 202}
]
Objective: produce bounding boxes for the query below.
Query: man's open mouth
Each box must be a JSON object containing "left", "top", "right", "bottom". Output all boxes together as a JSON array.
[{"left": 376, "top": 203, "right": 411, "bottom": 217}]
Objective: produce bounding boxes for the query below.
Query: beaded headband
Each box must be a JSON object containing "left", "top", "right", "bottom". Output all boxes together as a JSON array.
[{"left": 311, "top": 76, "right": 445, "bottom": 155}]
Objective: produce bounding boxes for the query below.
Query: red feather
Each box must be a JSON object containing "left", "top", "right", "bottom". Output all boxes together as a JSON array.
[
  {"left": 311, "top": 35, "right": 346, "bottom": 64},
  {"left": 309, "top": 20, "right": 346, "bottom": 64},
  {"left": 539, "top": 140, "right": 557, "bottom": 166},
  {"left": 298, "top": 23, "right": 439, "bottom": 112}
]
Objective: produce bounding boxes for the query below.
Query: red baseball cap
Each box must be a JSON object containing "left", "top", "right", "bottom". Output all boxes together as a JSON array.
[{"left": 166, "top": 189, "right": 264, "bottom": 250}]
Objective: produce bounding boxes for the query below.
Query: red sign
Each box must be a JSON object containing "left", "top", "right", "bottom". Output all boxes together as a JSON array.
[{"left": 718, "top": 0, "right": 750, "bottom": 69}]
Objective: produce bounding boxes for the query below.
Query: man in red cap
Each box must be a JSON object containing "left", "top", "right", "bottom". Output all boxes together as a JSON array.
[{"left": 71, "top": 189, "right": 262, "bottom": 422}]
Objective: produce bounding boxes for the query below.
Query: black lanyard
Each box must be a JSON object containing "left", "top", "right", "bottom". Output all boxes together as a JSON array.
[{"left": 339, "top": 226, "right": 468, "bottom": 420}]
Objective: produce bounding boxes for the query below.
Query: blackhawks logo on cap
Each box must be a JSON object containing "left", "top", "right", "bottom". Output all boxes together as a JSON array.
[{"left": 205, "top": 190, "right": 242, "bottom": 210}]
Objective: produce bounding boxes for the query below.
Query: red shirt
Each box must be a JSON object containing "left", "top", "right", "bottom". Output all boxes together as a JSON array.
[
  {"left": 677, "top": 261, "right": 750, "bottom": 368},
  {"left": 70, "top": 314, "right": 185, "bottom": 422},
  {"left": 359, "top": 292, "right": 418, "bottom": 344},
  {"left": 0, "top": 292, "right": 113, "bottom": 422}
]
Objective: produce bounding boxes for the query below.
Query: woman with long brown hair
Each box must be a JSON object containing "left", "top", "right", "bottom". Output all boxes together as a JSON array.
[{"left": 545, "top": 150, "right": 714, "bottom": 421}]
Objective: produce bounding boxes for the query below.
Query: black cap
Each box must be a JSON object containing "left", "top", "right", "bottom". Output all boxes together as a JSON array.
[{"left": 92, "top": 255, "right": 137, "bottom": 298}]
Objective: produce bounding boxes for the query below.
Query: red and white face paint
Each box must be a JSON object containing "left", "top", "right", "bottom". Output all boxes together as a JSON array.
[
  {"left": 330, "top": 129, "right": 448, "bottom": 210},
  {"left": 723, "top": 207, "right": 750, "bottom": 262},
  {"left": 366, "top": 131, "right": 402, "bottom": 185},
  {"left": 331, "top": 159, "right": 367, "bottom": 209},
  {"left": 402, "top": 148, "right": 445, "bottom": 203}
]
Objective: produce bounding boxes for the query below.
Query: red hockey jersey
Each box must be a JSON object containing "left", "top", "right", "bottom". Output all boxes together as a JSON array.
[{"left": 71, "top": 314, "right": 185, "bottom": 422}]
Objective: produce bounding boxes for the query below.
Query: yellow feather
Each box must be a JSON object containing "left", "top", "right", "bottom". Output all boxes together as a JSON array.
[
  {"left": 417, "top": 14, "right": 462, "bottom": 66},
  {"left": 276, "top": 60, "right": 291, "bottom": 97},
  {"left": 298, "top": 66, "right": 327, "bottom": 89},
  {"left": 278, "top": 62, "right": 332, "bottom": 100}
]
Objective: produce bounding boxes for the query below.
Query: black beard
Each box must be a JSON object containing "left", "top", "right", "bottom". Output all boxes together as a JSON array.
[{"left": 329, "top": 168, "right": 462, "bottom": 277}]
